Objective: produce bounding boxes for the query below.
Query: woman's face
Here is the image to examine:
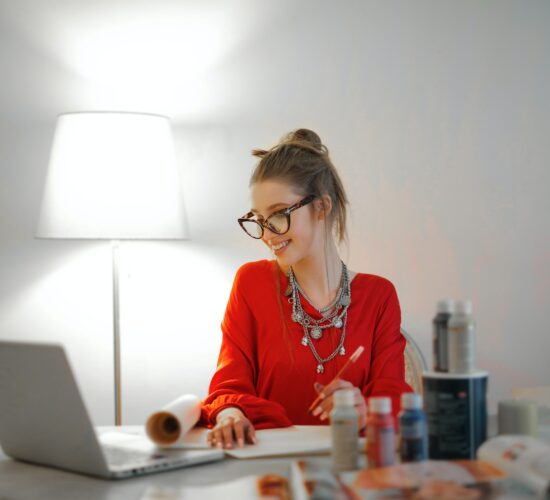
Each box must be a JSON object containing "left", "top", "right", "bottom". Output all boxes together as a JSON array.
[{"left": 250, "top": 179, "right": 323, "bottom": 267}]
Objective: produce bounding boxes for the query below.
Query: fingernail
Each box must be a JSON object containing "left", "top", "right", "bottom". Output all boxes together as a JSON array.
[
  {"left": 320, "top": 412, "right": 327, "bottom": 421},
  {"left": 216, "top": 442, "right": 222, "bottom": 449},
  {"left": 252, "top": 436, "right": 257, "bottom": 444},
  {"left": 312, "top": 406, "right": 322, "bottom": 416},
  {"left": 238, "top": 438, "right": 244, "bottom": 448}
]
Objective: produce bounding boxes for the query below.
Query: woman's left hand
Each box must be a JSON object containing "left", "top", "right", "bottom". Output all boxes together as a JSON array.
[{"left": 311, "top": 378, "right": 367, "bottom": 430}]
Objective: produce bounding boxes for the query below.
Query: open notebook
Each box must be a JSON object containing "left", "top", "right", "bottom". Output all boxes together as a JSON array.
[{"left": 97, "top": 425, "right": 332, "bottom": 459}]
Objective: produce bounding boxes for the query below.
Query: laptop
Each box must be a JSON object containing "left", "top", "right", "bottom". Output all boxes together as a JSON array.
[{"left": 0, "top": 341, "right": 224, "bottom": 479}]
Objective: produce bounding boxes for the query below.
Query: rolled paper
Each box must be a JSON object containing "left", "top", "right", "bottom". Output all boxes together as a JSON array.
[{"left": 146, "top": 394, "right": 201, "bottom": 446}]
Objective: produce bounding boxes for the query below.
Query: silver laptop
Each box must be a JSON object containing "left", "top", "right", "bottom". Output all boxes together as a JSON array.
[{"left": 0, "top": 341, "right": 224, "bottom": 479}]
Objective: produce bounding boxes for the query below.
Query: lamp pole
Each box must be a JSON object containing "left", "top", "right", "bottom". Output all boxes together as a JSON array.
[{"left": 112, "top": 240, "right": 122, "bottom": 426}]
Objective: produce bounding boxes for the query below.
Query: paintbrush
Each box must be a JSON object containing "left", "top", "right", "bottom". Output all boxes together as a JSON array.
[{"left": 307, "top": 345, "right": 365, "bottom": 415}]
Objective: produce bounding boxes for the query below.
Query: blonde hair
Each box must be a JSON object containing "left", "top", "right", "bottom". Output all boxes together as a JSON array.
[{"left": 250, "top": 128, "right": 349, "bottom": 245}]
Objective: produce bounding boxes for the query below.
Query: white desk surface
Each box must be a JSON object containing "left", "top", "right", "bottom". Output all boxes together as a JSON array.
[
  {"left": 0, "top": 444, "right": 333, "bottom": 500},
  {"left": 2, "top": 413, "right": 549, "bottom": 500}
]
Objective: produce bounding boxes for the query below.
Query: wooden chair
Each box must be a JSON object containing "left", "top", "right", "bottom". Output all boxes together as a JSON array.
[{"left": 401, "top": 328, "right": 427, "bottom": 394}]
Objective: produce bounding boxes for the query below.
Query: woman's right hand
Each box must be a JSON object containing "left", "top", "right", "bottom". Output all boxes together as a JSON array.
[{"left": 206, "top": 407, "right": 257, "bottom": 449}]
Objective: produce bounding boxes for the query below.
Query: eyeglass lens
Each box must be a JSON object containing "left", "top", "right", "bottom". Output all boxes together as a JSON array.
[{"left": 241, "top": 212, "right": 289, "bottom": 238}]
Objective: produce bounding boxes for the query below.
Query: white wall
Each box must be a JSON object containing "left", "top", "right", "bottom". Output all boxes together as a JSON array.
[{"left": 0, "top": 0, "right": 548, "bottom": 424}]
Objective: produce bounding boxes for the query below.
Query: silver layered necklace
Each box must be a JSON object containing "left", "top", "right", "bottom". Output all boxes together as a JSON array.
[{"left": 286, "top": 261, "right": 352, "bottom": 374}]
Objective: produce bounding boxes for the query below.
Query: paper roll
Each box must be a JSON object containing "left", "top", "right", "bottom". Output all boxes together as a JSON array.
[
  {"left": 146, "top": 394, "right": 201, "bottom": 446},
  {"left": 498, "top": 399, "right": 538, "bottom": 437}
]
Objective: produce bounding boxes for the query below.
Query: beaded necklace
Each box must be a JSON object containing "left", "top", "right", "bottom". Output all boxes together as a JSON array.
[{"left": 286, "top": 261, "right": 351, "bottom": 374}]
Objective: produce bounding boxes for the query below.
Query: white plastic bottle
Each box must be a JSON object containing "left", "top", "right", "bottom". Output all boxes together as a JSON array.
[
  {"left": 330, "top": 389, "right": 360, "bottom": 471},
  {"left": 447, "top": 299, "right": 476, "bottom": 373}
]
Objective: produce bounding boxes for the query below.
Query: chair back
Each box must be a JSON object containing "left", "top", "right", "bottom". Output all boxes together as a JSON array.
[{"left": 401, "top": 328, "right": 427, "bottom": 394}]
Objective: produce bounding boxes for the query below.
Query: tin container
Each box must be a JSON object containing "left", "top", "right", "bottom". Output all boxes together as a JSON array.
[{"left": 423, "top": 371, "right": 488, "bottom": 459}]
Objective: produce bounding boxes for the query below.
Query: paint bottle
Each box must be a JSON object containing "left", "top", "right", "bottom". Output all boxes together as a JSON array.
[
  {"left": 330, "top": 389, "right": 359, "bottom": 471},
  {"left": 366, "top": 397, "right": 395, "bottom": 467},
  {"left": 447, "top": 299, "right": 476, "bottom": 373},
  {"left": 398, "top": 393, "right": 428, "bottom": 462},
  {"left": 432, "top": 299, "right": 454, "bottom": 372}
]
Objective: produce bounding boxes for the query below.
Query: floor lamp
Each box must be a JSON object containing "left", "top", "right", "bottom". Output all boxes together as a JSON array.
[{"left": 36, "top": 111, "right": 188, "bottom": 425}]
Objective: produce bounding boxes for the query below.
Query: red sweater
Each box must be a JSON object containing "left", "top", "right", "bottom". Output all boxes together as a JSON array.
[{"left": 200, "top": 259, "right": 411, "bottom": 429}]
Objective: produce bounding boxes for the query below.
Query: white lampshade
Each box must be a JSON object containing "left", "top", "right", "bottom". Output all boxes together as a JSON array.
[{"left": 37, "top": 112, "right": 188, "bottom": 240}]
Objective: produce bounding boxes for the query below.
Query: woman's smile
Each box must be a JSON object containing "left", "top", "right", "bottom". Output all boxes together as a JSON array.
[{"left": 271, "top": 239, "right": 291, "bottom": 254}]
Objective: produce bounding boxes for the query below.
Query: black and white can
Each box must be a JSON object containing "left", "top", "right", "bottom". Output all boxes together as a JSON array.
[
  {"left": 432, "top": 299, "right": 454, "bottom": 372},
  {"left": 423, "top": 370, "right": 488, "bottom": 459}
]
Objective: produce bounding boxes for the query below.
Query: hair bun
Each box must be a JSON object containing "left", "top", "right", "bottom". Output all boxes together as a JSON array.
[
  {"left": 290, "top": 128, "right": 322, "bottom": 146},
  {"left": 286, "top": 128, "right": 327, "bottom": 154}
]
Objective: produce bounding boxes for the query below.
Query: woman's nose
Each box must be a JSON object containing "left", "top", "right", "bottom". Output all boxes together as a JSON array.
[{"left": 262, "top": 226, "right": 277, "bottom": 245}]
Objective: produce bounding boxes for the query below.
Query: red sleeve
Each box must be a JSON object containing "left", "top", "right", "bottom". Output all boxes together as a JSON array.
[
  {"left": 200, "top": 265, "right": 292, "bottom": 429},
  {"left": 362, "top": 281, "right": 412, "bottom": 420}
]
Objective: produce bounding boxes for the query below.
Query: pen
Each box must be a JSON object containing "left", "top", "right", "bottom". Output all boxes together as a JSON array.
[{"left": 307, "top": 345, "right": 365, "bottom": 415}]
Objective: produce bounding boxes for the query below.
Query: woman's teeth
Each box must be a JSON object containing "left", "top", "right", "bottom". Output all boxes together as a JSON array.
[{"left": 272, "top": 240, "right": 290, "bottom": 251}]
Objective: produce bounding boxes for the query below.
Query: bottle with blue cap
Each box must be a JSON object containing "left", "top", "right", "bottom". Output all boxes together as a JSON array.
[{"left": 398, "top": 392, "right": 428, "bottom": 462}]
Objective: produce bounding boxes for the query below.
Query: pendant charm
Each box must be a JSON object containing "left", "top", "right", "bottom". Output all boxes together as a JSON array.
[
  {"left": 339, "top": 346, "right": 346, "bottom": 356},
  {"left": 333, "top": 317, "right": 343, "bottom": 328},
  {"left": 340, "top": 294, "right": 351, "bottom": 307},
  {"left": 292, "top": 311, "right": 303, "bottom": 323},
  {"left": 311, "top": 326, "right": 322, "bottom": 340},
  {"left": 316, "top": 363, "right": 324, "bottom": 374},
  {"left": 284, "top": 284, "right": 292, "bottom": 296},
  {"left": 301, "top": 336, "right": 308, "bottom": 346}
]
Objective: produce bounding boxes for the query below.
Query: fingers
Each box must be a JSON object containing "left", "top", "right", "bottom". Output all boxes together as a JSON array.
[
  {"left": 221, "top": 418, "right": 235, "bottom": 448},
  {"left": 206, "top": 430, "right": 215, "bottom": 447},
  {"left": 312, "top": 397, "right": 332, "bottom": 421},
  {"left": 312, "top": 383, "right": 362, "bottom": 422},
  {"left": 322, "top": 378, "right": 353, "bottom": 397},
  {"left": 233, "top": 419, "right": 245, "bottom": 448},
  {"left": 207, "top": 427, "right": 224, "bottom": 449},
  {"left": 207, "top": 415, "right": 257, "bottom": 449},
  {"left": 245, "top": 423, "right": 257, "bottom": 445}
]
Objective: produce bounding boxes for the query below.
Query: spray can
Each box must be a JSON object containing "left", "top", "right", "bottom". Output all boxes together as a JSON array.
[
  {"left": 366, "top": 397, "right": 395, "bottom": 467},
  {"left": 398, "top": 393, "right": 428, "bottom": 462},
  {"left": 448, "top": 299, "right": 476, "bottom": 373},
  {"left": 433, "top": 299, "right": 454, "bottom": 372},
  {"left": 330, "top": 389, "right": 360, "bottom": 471}
]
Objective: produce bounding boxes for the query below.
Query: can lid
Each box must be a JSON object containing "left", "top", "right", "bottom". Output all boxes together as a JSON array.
[
  {"left": 401, "top": 392, "right": 422, "bottom": 410},
  {"left": 368, "top": 397, "right": 392, "bottom": 413},
  {"left": 333, "top": 389, "right": 355, "bottom": 407},
  {"left": 436, "top": 299, "right": 454, "bottom": 314},
  {"left": 454, "top": 299, "right": 473, "bottom": 315}
]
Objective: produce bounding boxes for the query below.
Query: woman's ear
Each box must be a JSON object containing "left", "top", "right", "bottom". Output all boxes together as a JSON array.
[{"left": 317, "top": 195, "right": 333, "bottom": 220}]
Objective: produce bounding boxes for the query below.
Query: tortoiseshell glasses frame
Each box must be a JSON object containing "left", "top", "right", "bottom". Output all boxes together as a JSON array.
[{"left": 238, "top": 194, "right": 316, "bottom": 239}]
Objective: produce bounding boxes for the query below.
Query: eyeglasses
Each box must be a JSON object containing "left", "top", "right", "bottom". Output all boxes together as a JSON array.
[{"left": 238, "top": 195, "right": 316, "bottom": 239}]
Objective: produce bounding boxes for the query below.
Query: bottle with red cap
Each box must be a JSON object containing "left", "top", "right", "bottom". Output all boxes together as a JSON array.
[{"left": 366, "top": 397, "right": 396, "bottom": 467}]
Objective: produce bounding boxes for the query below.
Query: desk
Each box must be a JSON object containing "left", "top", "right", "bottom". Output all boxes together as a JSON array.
[
  {"left": 2, "top": 413, "right": 549, "bottom": 500},
  {"left": 0, "top": 445, "right": 332, "bottom": 500}
]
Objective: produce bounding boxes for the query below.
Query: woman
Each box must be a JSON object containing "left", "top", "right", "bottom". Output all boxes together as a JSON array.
[{"left": 201, "top": 129, "right": 411, "bottom": 449}]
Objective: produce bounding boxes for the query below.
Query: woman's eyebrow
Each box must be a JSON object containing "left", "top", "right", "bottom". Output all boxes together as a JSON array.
[{"left": 250, "top": 202, "right": 289, "bottom": 214}]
